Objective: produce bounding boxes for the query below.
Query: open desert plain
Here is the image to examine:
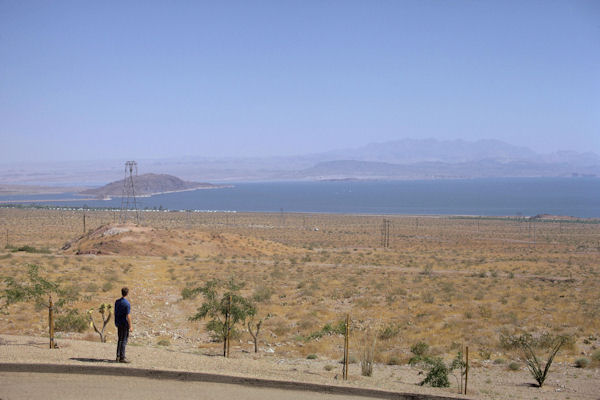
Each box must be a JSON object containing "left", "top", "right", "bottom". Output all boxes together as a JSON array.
[{"left": 1, "top": 207, "right": 599, "bottom": 399}]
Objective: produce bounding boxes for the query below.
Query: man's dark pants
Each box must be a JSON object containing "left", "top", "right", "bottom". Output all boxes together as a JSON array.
[{"left": 117, "top": 324, "right": 129, "bottom": 360}]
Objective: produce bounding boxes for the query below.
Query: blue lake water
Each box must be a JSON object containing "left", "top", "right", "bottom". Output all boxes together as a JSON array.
[{"left": 1, "top": 178, "right": 599, "bottom": 218}]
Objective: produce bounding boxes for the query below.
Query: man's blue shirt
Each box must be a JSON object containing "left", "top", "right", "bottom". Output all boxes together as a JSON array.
[{"left": 114, "top": 297, "right": 130, "bottom": 327}]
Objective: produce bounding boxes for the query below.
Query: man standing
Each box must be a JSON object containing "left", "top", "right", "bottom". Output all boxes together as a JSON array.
[{"left": 114, "top": 287, "right": 132, "bottom": 363}]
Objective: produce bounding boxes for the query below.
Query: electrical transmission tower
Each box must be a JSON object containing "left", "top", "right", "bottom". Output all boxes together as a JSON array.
[
  {"left": 381, "top": 218, "right": 391, "bottom": 248},
  {"left": 119, "top": 161, "right": 140, "bottom": 224}
]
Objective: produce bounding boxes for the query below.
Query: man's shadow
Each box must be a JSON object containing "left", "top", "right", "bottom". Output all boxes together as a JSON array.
[{"left": 70, "top": 357, "right": 118, "bottom": 364}]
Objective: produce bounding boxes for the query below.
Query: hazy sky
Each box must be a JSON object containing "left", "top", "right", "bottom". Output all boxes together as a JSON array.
[{"left": 1, "top": 0, "right": 599, "bottom": 162}]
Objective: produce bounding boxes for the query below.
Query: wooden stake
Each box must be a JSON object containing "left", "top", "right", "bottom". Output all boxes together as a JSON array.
[
  {"left": 226, "top": 295, "right": 232, "bottom": 358},
  {"left": 83, "top": 212, "right": 86, "bottom": 234},
  {"left": 343, "top": 314, "right": 350, "bottom": 380},
  {"left": 48, "top": 295, "right": 54, "bottom": 349},
  {"left": 464, "top": 346, "right": 469, "bottom": 395}
]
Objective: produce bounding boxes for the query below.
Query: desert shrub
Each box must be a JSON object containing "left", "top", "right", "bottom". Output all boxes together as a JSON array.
[
  {"left": 574, "top": 357, "right": 590, "bottom": 368},
  {"left": 502, "top": 333, "right": 569, "bottom": 387},
  {"left": 102, "top": 281, "right": 114, "bottom": 292},
  {"left": 387, "top": 355, "right": 402, "bottom": 365},
  {"left": 360, "top": 331, "right": 376, "bottom": 377},
  {"left": 61, "top": 285, "right": 80, "bottom": 302},
  {"left": 478, "top": 348, "right": 491, "bottom": 360},
  {"left": 409, "top": 341, "right": 430, "bottom": 365},
  {"left": 157, "top": 339, "right": 171, "bottom": 346},
  {"left": 419, "top": 357, "right": 450, "bottom": 387},
  {"left": 86, "top": 283, "right": 99, "bottom": 293},
  {"left": 305, "top": 321, "right": 345, "bottom": 341},
  {"left": 252, "top": 285, "right": 273, "bottom": 303},
  {"left": 55, "top": 309, "right": 88, "bottom": 333},
  {"left": 422, "top": 292, "right": 435, "bottom": 304},
  {"left": 412, "top": 341, "right": 429, "bottom": 356},
  {"left": 378, "top": 323, "right": 400, "bottom": 340},
  {"left": 508, "top": 362, "right": 521, "bottom": 371},
  {"left": 324, "top": 364, "right": 335, "bottom": 371},
  {"left": 493, "top": 358, "right": 506, "bottom": 364},
  {"left": 10, "top": 245, "right": 51, "bottom": 254},
  {"left": 306, "top": 354, "right": 317, "bottom": 359}
]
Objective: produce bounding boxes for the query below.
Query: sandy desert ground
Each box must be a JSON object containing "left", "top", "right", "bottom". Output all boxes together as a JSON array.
[{"left": 1, "top": 207, "right": 599, "bottom": 399}]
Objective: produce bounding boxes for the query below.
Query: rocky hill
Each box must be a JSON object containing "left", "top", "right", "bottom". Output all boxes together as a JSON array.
[{"left": 80, "top": 173, "right": 222, "bottom": 197}]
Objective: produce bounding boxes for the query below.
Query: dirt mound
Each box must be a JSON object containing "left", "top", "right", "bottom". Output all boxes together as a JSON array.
[{"left": 61, "top": 224, "right": 298, "bottom": 257}]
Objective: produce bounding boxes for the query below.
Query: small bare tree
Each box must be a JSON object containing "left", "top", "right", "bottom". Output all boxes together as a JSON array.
[
  {"left": 87, "top": 303, "right": 112, "bottom": 342},
  {"left": 247, "top": 318, "right": 262, "bottom": 353}
]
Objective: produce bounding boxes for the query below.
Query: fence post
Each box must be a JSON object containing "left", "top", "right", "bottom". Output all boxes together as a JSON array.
[
  {"left": 343, "top": 314, "right": 350, "bottom": 380},
  {"left": 464, "top": 346, "right": 469, "bottom": 395},
  {"left": 48, "top": 295, "right": 55, "bottom": 349},
  {"left": 226, "top": 295, "right": 232, "bottom": 358}
]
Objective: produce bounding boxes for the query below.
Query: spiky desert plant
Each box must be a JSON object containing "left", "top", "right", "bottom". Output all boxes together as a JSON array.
[
  {"left": 519, "top": 335, "right": 568, "bottom": 387},
  {"left": 87, "top": 303, "right": 112, "bottom": 342},
  {"left": 503, "top": 333, "right": 569, "bottom": 388},
  {"left": 247, "top": 317, "right": 263, "bottom": 353}
]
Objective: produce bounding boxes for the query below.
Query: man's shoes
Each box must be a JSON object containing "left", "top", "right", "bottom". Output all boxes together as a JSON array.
[{"left": 119, "top": 358, "right": 131, "bottom": 363}]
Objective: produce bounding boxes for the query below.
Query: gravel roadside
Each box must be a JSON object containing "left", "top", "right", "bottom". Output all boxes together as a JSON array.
[{"left": 1, "top": 334, "right": 598, "bottom": 400}]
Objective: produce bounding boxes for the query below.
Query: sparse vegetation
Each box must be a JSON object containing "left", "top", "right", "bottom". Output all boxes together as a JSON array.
[
  {"left": 55, "top": 309, "right": 88, "bottom": 333},
  {"left": 574, "top": 357, "right": 590, "bottom": 368},
  {"left": 1, "top": 208, "right": 599, "bottom": 397}
]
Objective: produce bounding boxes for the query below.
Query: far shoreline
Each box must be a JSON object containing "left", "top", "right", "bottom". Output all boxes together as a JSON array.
[{"left": 0, "top": 184, "right": 234, "bottom": 202}]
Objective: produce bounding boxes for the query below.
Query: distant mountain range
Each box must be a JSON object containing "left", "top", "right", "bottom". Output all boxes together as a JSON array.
[
  {"left": 80, "top": 173, "right": 223, "bottom": 198},
  {"left": 1, "top": 139, "right": 599, "bottom": 186}
]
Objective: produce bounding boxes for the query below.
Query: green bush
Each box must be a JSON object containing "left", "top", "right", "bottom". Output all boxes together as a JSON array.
[
  {"left": 419, "top": 357, "right": 450, "bottom": 387},
  {"left": 55, "top": 309, "right": 88, "bottom": 333},
  {"left": 574, "top": 358, "right": 590, "bottom": 368},
  {"left": 306, "top": 354, "right": 318, "bottom": 359},
  {"left": 408, "top": 341, "right": 430, "bottom": 365},
  {"left": 157, "top": 339, "right": 171, "bottom": 346},
  {"left": 411, "top": 341, "right": 429, "bottom": 356}
]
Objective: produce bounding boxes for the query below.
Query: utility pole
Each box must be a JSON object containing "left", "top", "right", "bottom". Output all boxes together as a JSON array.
[{"left": 119, "top": 161, "right": 140, "bottom": 224}]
